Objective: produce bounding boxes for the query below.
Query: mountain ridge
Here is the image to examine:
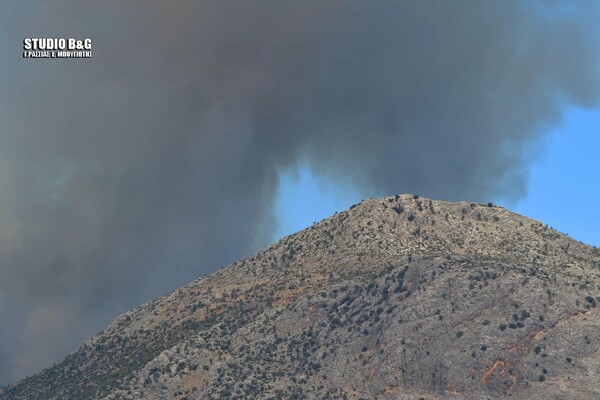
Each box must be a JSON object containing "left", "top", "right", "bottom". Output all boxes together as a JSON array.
[{"left": 2, "top": 194, "right": 599, "bottom": 399}]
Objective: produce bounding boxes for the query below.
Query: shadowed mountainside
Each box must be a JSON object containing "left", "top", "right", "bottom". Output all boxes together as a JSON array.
[{"left": 1, "top": 194, "right": 599, "bottom": 399}]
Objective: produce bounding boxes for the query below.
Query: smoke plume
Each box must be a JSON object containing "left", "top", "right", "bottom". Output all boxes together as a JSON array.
[{"left": 1, "top": 0, "right": 599, "bottom": 383}]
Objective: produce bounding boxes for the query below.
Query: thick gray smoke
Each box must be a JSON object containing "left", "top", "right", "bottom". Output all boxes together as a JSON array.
[{"left": 0, "top": 0, "right": 599, "bottom": 384}]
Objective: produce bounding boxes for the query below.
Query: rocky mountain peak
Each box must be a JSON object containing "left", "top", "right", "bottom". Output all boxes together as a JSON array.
[{"left": 2, "top": 195, "right": 599, "bottom": 399}]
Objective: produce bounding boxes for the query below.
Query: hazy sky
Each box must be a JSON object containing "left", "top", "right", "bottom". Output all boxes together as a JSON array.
[{"left": 1, "top": 0, "right": 600, "bottom": 385}]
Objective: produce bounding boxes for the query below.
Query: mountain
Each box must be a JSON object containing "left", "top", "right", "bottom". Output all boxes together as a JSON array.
[{"left": 1, "top": 194, "right": 599, "bottom": 400}]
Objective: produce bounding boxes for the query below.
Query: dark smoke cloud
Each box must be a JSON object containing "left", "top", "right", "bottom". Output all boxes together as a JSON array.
[{"left": 1, "top": 0, "right": 599, "bottom": 384}]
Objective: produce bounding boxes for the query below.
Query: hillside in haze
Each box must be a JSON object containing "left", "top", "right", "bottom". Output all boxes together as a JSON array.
[{"left": 1, "top": 195, "right": 599, "bottom": 399}]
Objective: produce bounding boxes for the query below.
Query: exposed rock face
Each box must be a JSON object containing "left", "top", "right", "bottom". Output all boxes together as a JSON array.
[{"left": 2, "top": 194, "right": 599, "bottom": 400}]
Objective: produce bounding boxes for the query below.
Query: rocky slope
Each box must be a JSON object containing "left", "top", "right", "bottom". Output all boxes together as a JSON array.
[{"left": 1, "top": 194, "right": 599, "bottom": 399}]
